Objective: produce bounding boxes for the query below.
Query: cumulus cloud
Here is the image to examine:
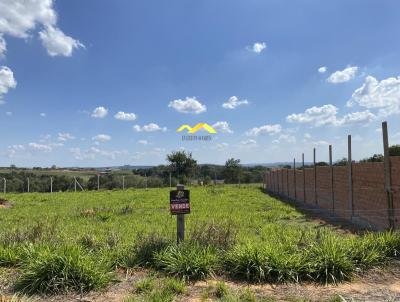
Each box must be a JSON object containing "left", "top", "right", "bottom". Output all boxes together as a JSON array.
[
  {"left": 327, "top": 66, "right": 358, "bottom": 83},
  {"left": 287, "top": 104, "right": 339, "bottom": 126},
  {"left": 92, "top": 134, "right": 111, "bottom": 142},
  {"left": 70, "top": 147, "right": 125, "bottom": 160},
  {"left": 272, "top": 134, "right": 296, "bottom": 144},
  {"left": 137, "top": 140, "right": 148, "bottom": 145},
  {"left": 347, "top": 76, "right": 400, "bottom": 117},
  {"left": 287, "top": 104, "right": 376, "bottom": 127},
  {"left": 0, "top": 35, "right": 6, "bottom": 58},
  {"left": 248, "top": 42, "right": 267, "bottom": 53},
  {"left": 246, "top": 124, "right": 282, "bottom": 136},
  {"left": 0, "top": 66, "right": 17, "bottom": 103},
  {"left": 91, "top": 106, "right": 108, "bottom": 118},
  {"left": 0, "top": 0, "right": 83, "bottom": 57},
  {"left": 318, "top": 66, "right": 327, "bottom": 73},
  {"left": 240, "top": 139, "right": 257, "bottom": 146},
  {"left": 114, "top": 111, "right": 137, "bottom": 121},
  {"left": 168, "top": 97, "right": 206, "bottom": 114},
  {"left": 222, "top": 96, "right": 249, "bottom": 109},
  {"left": 39, "top": 25, "right": 84, "bottom": 57},
  {"left": 133, "top": 123, "right": 167, "bottom": 132},
  {"left": 28, "top": 142, "right": 52, "bottom": 152},
  {"left": 212, "top": 121, "right": 233, "bottom": 133},
  {"left": 57, "top": 132, "right": 75, "bottom": 141}
]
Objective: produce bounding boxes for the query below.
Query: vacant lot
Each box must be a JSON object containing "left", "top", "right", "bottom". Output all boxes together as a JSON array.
[{"left": 0, "top": 185, "right": 399, "bottom": 301}]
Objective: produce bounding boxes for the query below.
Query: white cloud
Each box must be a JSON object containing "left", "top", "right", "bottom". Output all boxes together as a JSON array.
[
  {"left": 214, "top": 142, "right": 229, "bottom": 151},
  {"left": 0, "top": 0, "right": 83, "bottom": 57},
  {"left": 5, "top": 111, "right": 11, "bottom": 116},
  {"left": 92, "top": 134, "right": 111, "bottom": 142},
  {"left": 272, "top": 134, "right": 296, "bottom": 144},
  {"left": 133, "top": 123, "right": 167, "bottom": 132},
  {"left": 29, "top": 142, "right": 52, "bottom": 152},
  {"left": 248, "top": 42, "right": 267, "bottom": 53},
  {"left": 91, "top": 106, "right": 108, "bottom": 118},
  {"left": 246, "top": 124, "right": 282, "bottom": 136},
  {"left": 57, "top": 133, "right": 75, "bottom": 141},
  {"left": 327, "top": 66, "right": 358, "bottom": 83},
  {"left": 70, "top": 146, "right": 125, "bottom": 160},
  {"left": 347, "top": 76, "right": 400, "bottom": 117},
  {"left": 287, "top": 104, "right": 376, "bottom": 127},
  {"left": 287, "top": 104, "right": 339, "bottom": 127},
  {"left": 339, "top": 110, "right": 376, "bottom": 125},
  {"left": 138, "top": 140, "right": 148, "bottom": 145},
  {"left": 212, "top": 121, "right": 233, "bottom": 133},
  {"left": 114, "top": 111, "right": 137, "bottom": 121},
  {"left": 39, "top": 25, "right": 84, "bottom": 57},
  {"left": 240, "top": 139, "right": 257, "bottom": 146},
  {"left": 318, "top": 66, "right": 327, "bottom": 73},
  {"left": 40, "top": 112, "right": 46, "bottom": 117},
  {"left": 0, "top": 66, "right": 17, "bottom": 103},
  {"left": 168, "top": 97, "right": 206, "bottom": 114},
  {"left": 6, "top": 144, "right": 25, "bottom": 158},
  {"left": 0, "top": 35, "right": 6, "bottom": 58},
  {"left": 222, "top": 96, "right": 249, "bottom": 109}
]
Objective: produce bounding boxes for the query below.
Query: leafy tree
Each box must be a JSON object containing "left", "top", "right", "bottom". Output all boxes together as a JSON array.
[
  {"left": 223, "top": 158, "right": 241, "bottom": 184},
  {"left": 389, "top": 145, "right": 400, "bottom": 156},
  {"left": 360, "top": 154, "right": 384, "bottom": 163},
  {"left": 166, "top": 151, "right": 197, "bottom": 184}
]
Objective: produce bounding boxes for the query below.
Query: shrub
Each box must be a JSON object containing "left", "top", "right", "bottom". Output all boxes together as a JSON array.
[
  {"left": 154, "top": 242, "right": 219, "bottom": 281},
  {"left": 15, "top": 246, "right": 112, "bottom": 294}
]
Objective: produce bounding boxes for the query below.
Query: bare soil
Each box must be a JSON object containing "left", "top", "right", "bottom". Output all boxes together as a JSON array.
[{"left": 2, "top": 264, "right": 400, "bottom": 302}]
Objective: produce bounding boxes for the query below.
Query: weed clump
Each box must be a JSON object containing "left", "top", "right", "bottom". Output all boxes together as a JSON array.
[
  {"left": 15, "top": 246, "right": 111, "bottom": 294},
  {"left": 154, "top": 242, "right": 219, "bottom": 281},
  {"left": 190, "top": 221, "right": 238, "bottom": 250}
]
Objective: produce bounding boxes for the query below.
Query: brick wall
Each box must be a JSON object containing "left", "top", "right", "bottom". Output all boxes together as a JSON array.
[{"left": 265, "top": 158, "right": 400, "bottom": 230}]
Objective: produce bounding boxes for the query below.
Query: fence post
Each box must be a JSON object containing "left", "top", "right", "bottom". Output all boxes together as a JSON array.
[
  {"left": 302, "top": 153, "right": 305, "bottom": 203},
  {"left": 286, "top": 168, "right": 289, "bottom": 197},
  {"left": 348, "top": 135, "right": 354, "bottom": 218},
  {"left": 74, "top": 177, "right": 77, "bottom": 192},
  {"left": 293, "top": 158, "right": 297, "bottom": 201},
  {"left": 329, "top": 145, "right": 334, "bottom": 212},
  {"left": 50, "top": 177, "right": 53, "bottom": 193},
  {"left": 314, "top": 148, "right": 317, "bottom": 205},
  {"left": 382, "top": 121, "right": 395, "bottom": 229},
  {"left": 3, "top": 178, "right": 6, "bottom": 195},
  {"left": 97, "top": 174, "right": 100, "bottom": 191},
  {"left": 27, "top": 177, "right": 30, "bottom": 193},
  {"left": 122, "top": 176, "right": 125, "bottom": 190}
]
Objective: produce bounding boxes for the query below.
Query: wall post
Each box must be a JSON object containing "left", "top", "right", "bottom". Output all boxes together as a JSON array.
[
  {"left": 382, "top": 121, "right": 395, "bottom": 229},
  {"left": 329, "top": 145, "right": 334, "bottom": 212},
  {"left": 314, "top": 148, "right": 317, "bottom": 205},
  {"left": 293, "top": 158, "right": 296, "bottom": 201},
  {"left": 348, "top": 135, "right": 354, "bottom": 218}
]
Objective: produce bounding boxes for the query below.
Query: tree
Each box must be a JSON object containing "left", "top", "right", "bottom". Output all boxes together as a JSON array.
[
  {"left": 223, "top": 158, "right": 241, "bottom": 184},
  {"left": 389, "top": 145, "right": 400, "bottom": 156},
  {"left": 360, "top": 154, "right": 384, "bottom": 163},
  {"left": 166, "top": 151, "right": 197, "bottom": 184}
]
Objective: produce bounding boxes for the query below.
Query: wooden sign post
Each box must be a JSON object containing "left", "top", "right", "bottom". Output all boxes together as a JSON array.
[{"left": 170, "top": 184, "right": 190, "bottom": 243}]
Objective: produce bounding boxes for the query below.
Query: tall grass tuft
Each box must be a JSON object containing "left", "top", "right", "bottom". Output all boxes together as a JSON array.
[
  {"left": 154, "top": 242, "right": 219, "bottom": 281},
  {"left": 305, "top": 231, "right": 353, "bottom": 284},
  {"left": 15, "top": 246, "right": 112, "bottom": 294}
]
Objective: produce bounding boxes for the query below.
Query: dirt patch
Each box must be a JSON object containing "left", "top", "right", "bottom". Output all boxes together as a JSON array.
[{"left": 0, "top": 199, "right": 12, "bottom": 209}]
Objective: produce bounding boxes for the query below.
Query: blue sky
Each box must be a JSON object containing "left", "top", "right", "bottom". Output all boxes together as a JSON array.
[{"left": 1, "top": 0, "right": 400, "bottom": 167}]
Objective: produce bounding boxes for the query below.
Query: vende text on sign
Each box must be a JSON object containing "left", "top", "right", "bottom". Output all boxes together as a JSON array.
[{"left": 170, "top": 189, "right": 190, "bottom": 215}]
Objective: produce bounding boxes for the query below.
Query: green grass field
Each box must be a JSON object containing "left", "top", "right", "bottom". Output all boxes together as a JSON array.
[{"left": 0, "top": 185, "right": 399, "bottom": 300}]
